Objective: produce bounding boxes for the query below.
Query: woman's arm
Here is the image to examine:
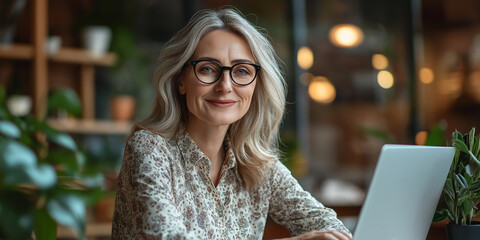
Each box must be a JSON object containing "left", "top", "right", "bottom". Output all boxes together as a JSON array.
[
  {"left": 267, "top": 161, "right": 352, "bottom": 239},
  {"left": 112, "top": 131, "right": 196, "bottom": 239}
]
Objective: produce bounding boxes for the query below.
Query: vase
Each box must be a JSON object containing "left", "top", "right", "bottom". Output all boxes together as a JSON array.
[
  {"left": 446, "top": 221, "right": 480, "bottom": 240},
  {"left": 82, "top": 26, "right": 112, "bottom": 58},
  {"left": 6, "top": 95, "right": 32, "bottom": 117},
  {"left": 110, "top": 95, "right": 136, "bottom": 122}
]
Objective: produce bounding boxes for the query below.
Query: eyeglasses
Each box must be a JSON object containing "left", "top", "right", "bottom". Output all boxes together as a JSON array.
[{"left": 190, "top": 59, "right": 261, "bottom": 86}]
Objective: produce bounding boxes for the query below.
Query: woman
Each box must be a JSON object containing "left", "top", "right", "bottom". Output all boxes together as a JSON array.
[{"left": 112, "top": 8, "right": 352, "bottom": 240}]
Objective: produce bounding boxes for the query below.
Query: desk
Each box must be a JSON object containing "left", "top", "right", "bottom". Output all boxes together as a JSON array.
[{"left": 262, "top": 205, "right": 450, "bottom": 240}]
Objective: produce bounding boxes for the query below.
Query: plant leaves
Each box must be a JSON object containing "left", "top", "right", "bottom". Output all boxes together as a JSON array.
[
  {"left": 425, "top": 125, "right": 446, "bottom": 146},
  {"left": 34, "top": 207, "right": 57, "bottom": 240},
  {"left": 45, "top": 130, "right": 77, "bottom": 151},
  {"left": 24, "top": 164, "right": 57, "bottom": 189},
  {"left": 46, "top": 149, "right": 79, "bottom": 173},
  {"left": 0, "top": 140, "right": 36, "bottom": 171},
  {"left": 454, "top": 139, "right": 480, "bottom": 166},
  {"left": 433, "top": 209, "right": 448, "bottom": 222},
  {"left": 456, "top": 174, "right": 468, "bottom": 189},
  {"left": 0, "top": 120, "right": 21, "bottom": 138},
  {"left": 47, "top": 194, "right": 86, "bottom": 236},
  {"left": 47, "top": 88, "right": 82, "bottom": 118},
  {"left": 0, "top": 193, "right": 35, "bottom": 239},
  {"left": 462, "top": 198, "right": 475, "bottom": 218}
]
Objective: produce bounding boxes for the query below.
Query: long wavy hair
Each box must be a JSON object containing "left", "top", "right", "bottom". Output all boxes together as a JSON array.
[{"left": 133, "top": 8, "right": 286, "bottom": 189}]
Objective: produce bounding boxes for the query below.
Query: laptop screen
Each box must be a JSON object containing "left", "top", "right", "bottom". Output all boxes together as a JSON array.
[{"left": 353, "top": 144, "right": 454, "bottom": 240}]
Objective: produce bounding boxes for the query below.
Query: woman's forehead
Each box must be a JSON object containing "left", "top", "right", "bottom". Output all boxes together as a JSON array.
[{"left": 192, "top": 30, "right": 255, "bottom": 63}]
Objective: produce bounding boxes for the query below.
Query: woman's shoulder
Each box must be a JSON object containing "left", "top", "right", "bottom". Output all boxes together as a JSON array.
[{"left": 128, "top": 129, "right": 175, "bottom": 151}]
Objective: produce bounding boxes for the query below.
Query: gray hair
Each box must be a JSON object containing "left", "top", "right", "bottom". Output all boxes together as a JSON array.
[{"left": 134, "top": 8, "right": 286, "bottom": 189}]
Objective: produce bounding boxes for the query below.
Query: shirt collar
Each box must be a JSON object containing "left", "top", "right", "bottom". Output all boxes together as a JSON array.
[{"left": 176, "top": 130, "right": 237, "bottom": 170}]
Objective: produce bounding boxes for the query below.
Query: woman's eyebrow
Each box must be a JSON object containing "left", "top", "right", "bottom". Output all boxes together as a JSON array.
[{"left": 195, "top": 56, "right": 255, "bottom": 64}]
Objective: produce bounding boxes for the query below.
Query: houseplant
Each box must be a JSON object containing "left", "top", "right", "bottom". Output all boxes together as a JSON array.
[
  {"left": 0, "top": 86, "right": 104, "bottom": 239},
  {"left": 434, "top": 127, "right": 480, "bottom": 239}
]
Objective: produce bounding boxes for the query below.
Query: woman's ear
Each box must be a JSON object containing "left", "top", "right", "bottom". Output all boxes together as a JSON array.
[{"left": 178, "top": 78, "right": 186, "bottom": 95}]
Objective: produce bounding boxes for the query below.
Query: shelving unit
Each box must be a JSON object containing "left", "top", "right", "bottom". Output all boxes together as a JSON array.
[{"left": 0, "top": 0, "right": 130, "bottom": 135}]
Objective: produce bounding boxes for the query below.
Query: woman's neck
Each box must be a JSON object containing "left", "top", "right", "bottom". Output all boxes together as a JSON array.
[{"left": 186, "top": 120, "right": 229, "bottom": 186}]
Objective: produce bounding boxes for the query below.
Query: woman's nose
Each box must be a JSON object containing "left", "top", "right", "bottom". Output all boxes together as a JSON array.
[{"left": 214, "top": 70, "right": 233, "bottom": 92}]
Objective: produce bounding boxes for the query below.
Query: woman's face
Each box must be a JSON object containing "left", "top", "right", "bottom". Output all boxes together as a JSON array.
[{"left": 179, "top": 30, "right": 257, "bottom": 128}]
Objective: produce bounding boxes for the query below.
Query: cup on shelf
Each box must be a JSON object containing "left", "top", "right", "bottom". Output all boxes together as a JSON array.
[
  {"left": 45, "top": 35, "right": 61, "bottom": 56},
  {"left": 6, "top": 95, "right": 32, "bottom": 117},
  {"left": 82, "top": 26, "right": 112, "bottom": 58}
]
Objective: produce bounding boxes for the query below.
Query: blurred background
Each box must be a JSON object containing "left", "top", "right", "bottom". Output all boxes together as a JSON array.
[{"left": 1, "top": 0, "right": 480, "bottom": 239}]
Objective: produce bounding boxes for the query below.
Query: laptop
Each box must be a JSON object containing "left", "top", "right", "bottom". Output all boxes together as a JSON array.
[{"left": 353, "top": 144, "right": 455, "bottom": 240}]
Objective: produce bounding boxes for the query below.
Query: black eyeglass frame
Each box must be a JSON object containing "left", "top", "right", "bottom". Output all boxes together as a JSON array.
[{"left": 190, "top": 59, "right": 261, "bottom": 86}]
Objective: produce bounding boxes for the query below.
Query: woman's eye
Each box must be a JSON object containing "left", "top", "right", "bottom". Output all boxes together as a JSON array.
[
  {"left": 199, "top": 66, "right": 217, "bottom": 74},
  {"left": 235, "top": 68, "right": 249, "bottom": 75}
]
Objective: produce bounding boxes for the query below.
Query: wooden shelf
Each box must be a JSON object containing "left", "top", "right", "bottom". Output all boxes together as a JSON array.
[
  {"left": 0, "top": 43, "right": 34, "bottom": 60},
  {"left": 50, "top": 47, "right": 117, "bottom": 66},
  {"left": 48, "top": 119, "right": 132, "bottom": 135},
  {"left": 0, "top": 44, "right": 117, "bottom": 66}
]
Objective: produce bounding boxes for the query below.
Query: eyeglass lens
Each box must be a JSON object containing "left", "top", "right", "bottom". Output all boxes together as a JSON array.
[{"left": 194, "top": 60, "right": 257, "bottom": 85}]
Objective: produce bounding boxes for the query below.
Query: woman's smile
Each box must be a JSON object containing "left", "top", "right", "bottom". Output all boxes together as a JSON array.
[{"left": 206, "top": 99, "right": 237, "bottom": 107}]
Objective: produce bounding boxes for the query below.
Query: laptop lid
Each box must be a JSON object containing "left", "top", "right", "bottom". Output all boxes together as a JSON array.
[{"left": 353, "top": 144, "right": 454, "bottom": 240}]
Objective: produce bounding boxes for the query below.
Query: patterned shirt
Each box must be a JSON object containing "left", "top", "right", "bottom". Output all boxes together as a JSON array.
[{"left": 112, "top": 130, "right": 350, "bottom": 239}]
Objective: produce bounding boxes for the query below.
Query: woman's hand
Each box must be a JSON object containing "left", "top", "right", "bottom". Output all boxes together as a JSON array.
[{"left": 275, "top": 230, "right": 352, "bottom": 240}]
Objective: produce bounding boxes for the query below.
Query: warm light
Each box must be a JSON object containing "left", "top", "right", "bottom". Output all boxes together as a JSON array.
[
  {"left": 308, "top": 76, "right": 336, "bottom": 104},
  {"left": 297, "top": 46, "right": 314, "bottom": 70},
  {"left": 377, "top": 70, "right": 394, "bottom": 89},
  {"left": 415, "top": 131, "right": 428, "bottom": 145},
  {"left": 419, "top": 68, "right": 434, "bottom": 84},
  {"left": 439, "top": 73, "right": 462, "bottom": 99},
  {"left": 372, "top": 54, "right": 388, "bottom": 70},
  {"left": 329, "top": 24, "right": 364, "bottom": 48}
]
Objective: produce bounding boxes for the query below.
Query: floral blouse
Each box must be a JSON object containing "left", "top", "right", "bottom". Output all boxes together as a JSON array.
[{"left": 112, "top": 130, "right": 350, "bottom": 239}]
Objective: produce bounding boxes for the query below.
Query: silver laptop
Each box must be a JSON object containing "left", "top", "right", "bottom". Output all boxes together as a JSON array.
[{"left": 353, "top": 144, "right": 454, "bottom": 240}]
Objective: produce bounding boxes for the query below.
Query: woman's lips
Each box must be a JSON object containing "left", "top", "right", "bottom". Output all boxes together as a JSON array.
[{"left": 206, "top": 99, "right": 236, "bottom": 107}]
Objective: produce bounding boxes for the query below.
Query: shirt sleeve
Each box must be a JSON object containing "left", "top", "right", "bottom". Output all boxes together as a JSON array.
[
  {"left": 112, "top": 130, "right": 196, "bottom": 239},
  {"left": 267, "top": 160, "right": 351, "bottom": 237}
]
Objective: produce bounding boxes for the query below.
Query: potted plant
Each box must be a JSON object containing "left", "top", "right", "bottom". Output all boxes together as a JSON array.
[
  {"left": 107, "top": 27, "right": 144, "bottom": 122},
  {"left": 434, "top": 128, "right": 480, "bottom": 240},
  {"left": 0, "top": 86, "right": 105, "bottom": 239}
]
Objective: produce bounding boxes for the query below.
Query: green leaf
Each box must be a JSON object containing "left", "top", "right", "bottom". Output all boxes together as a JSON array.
[
  {"left": 456, "top": 174, "right": 468, "bottom": 189},
  {"left": 433, "top": 209, "right": 448, "bottom": 222},
  {"left": 34, "top": 208, "right": 57, "bottom": 240},
  {"left": 454, "top": 139, "right": 480, "bottom": 166},
  {"left": 24, "top": 164, "right": 57, "bottom": 189},
  {"left": 0, "top": 120, "right": 21, "bottom": 138},
  {"left": 47, "top": 88, "right": 82, "bottom": 118},
  {"left": 45, "top": 130, "right": 77, "bottom": 151},
  {"left": 469, "top": 128, "right": 476, "bottom": 151},
  {"left": 425, "top": 125, "right": 446, "bottom": 146},
  {"left": 464, "top": 171, "right": 473, "bottom": 185},
  {"left": 462, "top": 198, "right": 475, "bottom": 218},
  {"left": 0, "top": 140, "right": 57, "bottom": 189},
  {"left": 0, "top": 140, "right": 36, "bottom": 171},
  {"left": 0, "top": 193, "right": 35, "bottom": 239},
  {"left": 46, "top": 149, "right": 79, "bottom": 172},
  {"left": 78, "top": 172, "right": 105, "bottom": 188},
  {"left": 47, "top": 194, "right": 86, "bottom": 236}
]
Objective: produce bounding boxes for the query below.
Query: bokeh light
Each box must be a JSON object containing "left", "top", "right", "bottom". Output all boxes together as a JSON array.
[
  {"left": 415, "top": 131, "right": 428, "bottom": 145},
  {"left": 419, "top": 68, "right": 434, "bottom": 84},
  {"left": 377, "top": 70, "right": 394, "bottom": 89},
  {"left": 297, "top": 46, "right": 314, "bottom": 70},
  {"left": 372, "top": 54, "right": 388, "bottom": 70},
  {"left": 308, "top": 76, "right": 336, "bottom": 104},
  {"left": 329, "top": 24, "right": 364, "bottom": 48}
]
